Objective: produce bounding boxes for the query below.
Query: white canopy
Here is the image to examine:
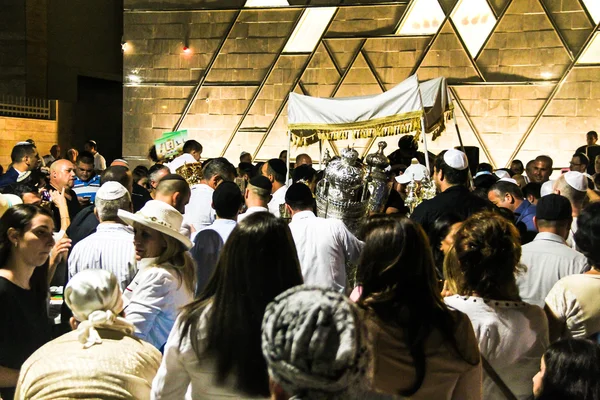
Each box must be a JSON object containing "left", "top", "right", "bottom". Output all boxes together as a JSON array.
[{"left": 288, "top": 74, "right": 452, "bottom": 146}]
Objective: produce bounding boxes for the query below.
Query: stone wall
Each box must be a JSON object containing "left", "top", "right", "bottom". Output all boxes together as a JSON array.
[
  {"left": 0, "top": 116, "right": 58, "bottom": 167},
  {"left": 122, "top": 0, "right": 600, "bottom": 169}
]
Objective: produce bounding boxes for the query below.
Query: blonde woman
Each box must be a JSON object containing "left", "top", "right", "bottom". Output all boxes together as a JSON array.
[{"left": 118, "top": 200, "right": 195, "bottom": 349}]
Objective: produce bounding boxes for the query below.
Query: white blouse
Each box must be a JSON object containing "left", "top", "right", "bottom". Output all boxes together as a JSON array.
[
  {"left": 151, "top": 305, "right": 268, "bottom": 400},
  {"left": 445, "top": 295, "right": 549, "bottom": 400},
  {"left": 124, "top": 258, "right": 193, "bottom": 350}
]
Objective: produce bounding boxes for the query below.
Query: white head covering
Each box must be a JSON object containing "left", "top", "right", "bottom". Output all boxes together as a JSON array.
[
  {"left": 395, "top": 163, "right": 429, "bottom": 184},
  {"left": 96, "top": 181, "right": 130, "bottom": 201},
  {"left": 65, "top": 269, "right": 134, "bottom": 348},
  {"left": 498, "top": 177, "right": 518, "bottom": 185},
  {"left": 443, "top": 149, "right": 469, "bottom": 170},
  {"left": 118, "top": 200, "right": 192, "bottom": 249},
  {"left": 564, "top": 171, "right": 588, "bottom": 192},
  {"left": 494, "top": 170, "right": 511, "bottom": 179},
  {"left": 0, "top": 193, "right": 23, "bottom": 218},
  {"left": 541, "top": 180, "right": 555, "bottom": 197}
]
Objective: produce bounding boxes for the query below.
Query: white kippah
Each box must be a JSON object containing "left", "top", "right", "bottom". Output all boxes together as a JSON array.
[
  {"left": 541, "top": 180, "right": 554, "bottom": 197},
  {"left": 498, "top": 177, "right": 518, "bottom": 185},
  {"left": 564, "top": 171, "right": 588, "bottom": 192},
  {"left": 495, "top": 170, "right": 511, "bottom": 179},
  {"left": 96, "top": 181, "right": 129, "bottom": 201},
  {"left": 443, "top": 149, "right": 469, "bottom": 170}
]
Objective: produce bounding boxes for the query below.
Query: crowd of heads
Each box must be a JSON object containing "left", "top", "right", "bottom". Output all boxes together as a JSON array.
[{"left": 2, "top": 133, "right": 600, "bottom": 400}]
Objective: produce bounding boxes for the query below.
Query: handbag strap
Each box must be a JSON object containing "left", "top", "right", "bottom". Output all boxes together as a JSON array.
[{"left": 481, "top": 356, "right": 519, "bottom": 400}]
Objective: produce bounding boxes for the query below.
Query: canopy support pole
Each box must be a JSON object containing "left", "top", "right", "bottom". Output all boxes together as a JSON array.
[
  {"left": 415, "top": 74, "right": 430, "bottom": 172},
  {"left": 420, "top": 115, "right": 430, "bottom": 172},
  {"left": 448, "top": 89, "right": 475, "bottom": 190},
  {"left": 286, "top": 130, "right": 291, "bottom": 184}
]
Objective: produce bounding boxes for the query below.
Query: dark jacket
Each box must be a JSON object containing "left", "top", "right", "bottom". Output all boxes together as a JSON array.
[
  {"left": 0, "top": 167, "right": 19, "bottom": 189},
  {"left": 411, "top": 185, "right": 492, "bottom": 235}
]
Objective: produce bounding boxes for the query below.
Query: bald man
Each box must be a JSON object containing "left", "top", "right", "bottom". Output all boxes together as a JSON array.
[
  {"left": 48, "top": 159, "right": 82, "bottom": 232},
  {"left": 295, "top": 154, "right": 312, "bottom": 167}
]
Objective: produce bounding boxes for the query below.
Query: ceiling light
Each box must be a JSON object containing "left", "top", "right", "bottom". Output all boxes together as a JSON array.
[
  {"left": 283, "top": 7, "right": 336, "bottom": 53},
  {"left": 396, "top": 0, "right": 445, "bottom": 35}
]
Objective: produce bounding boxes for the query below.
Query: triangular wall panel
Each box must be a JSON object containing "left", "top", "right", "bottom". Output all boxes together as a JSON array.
[
  {"left": 364, "top": 36, "right": 431, "bottom": 86},
  {"left": 327, "top": 4, "right": 407, "bottom": 36},
  {"left": 488, "top": 0, "right": 510, "bottom": 16},
  {"left": 299, "top": 42, "right": 340, "bottom": 98},
  {"left": 541, "top": 0, "right": 595, "bottom": 56},
  {"left": 517, "top": 67, "right": 600, "bottom": 170},
  {"left": 323, "top": 39, "right": 365, "bottom": 72},
  {"left": 334, "top": 52, "right": 383, "bottom": 98},
  {"left": 453, "top": 84, "right": 555, "bottom": 167},
  {"left": 416, "top": 20, "right": 481, "bottom": 82},
  {"left": 438, "top": 0, "right": 459, "bottom": 15},
  {"left": 477, "top": 0, "right": 572, "bottom": 81}
]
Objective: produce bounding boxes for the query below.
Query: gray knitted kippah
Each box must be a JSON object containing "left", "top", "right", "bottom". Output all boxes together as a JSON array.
[{"left": 261, "top": 285, "right": 371, "bottom": 399}]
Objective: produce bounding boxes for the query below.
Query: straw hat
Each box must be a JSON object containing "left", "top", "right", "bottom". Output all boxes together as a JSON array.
[{"left": 118, "top": 200, "right": 192, "bottom": 249}]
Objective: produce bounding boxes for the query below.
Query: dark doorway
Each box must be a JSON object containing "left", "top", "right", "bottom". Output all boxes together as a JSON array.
[{"left": 74, "top": 76, "right": 122, "bottom": 163}]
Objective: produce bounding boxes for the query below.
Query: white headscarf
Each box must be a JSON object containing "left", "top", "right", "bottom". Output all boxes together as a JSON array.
[{"left": 64, "top": 269, "right": 134, "bottom": 348}]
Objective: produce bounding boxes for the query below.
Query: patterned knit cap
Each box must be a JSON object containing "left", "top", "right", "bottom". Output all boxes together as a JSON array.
[{"left": 261, "top": 285, "right": 371, "bottom": 400}]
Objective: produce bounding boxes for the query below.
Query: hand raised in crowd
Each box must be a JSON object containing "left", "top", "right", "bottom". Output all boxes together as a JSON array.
[
  {"left": 50, "top": 235, "right": 72, "bottom": 269},
  {"left": 50, "top": 187, "right": 68, "bottom": 209}
]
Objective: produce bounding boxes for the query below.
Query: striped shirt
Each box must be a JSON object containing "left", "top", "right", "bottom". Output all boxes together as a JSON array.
[
  {"left": 68, "top": 223, "right": 137, "bottom": 291},
  {"left": 73, "top": 175, "right": 101, "bottom": 203}
]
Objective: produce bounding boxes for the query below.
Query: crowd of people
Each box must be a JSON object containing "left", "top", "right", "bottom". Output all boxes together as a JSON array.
[{"left": 1, "top": 132, "right": 600, "bottom": 400}]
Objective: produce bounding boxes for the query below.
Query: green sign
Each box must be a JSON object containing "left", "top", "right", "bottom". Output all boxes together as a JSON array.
[{"left": 154, "top": 130, "right": 188, "bottom": 159}]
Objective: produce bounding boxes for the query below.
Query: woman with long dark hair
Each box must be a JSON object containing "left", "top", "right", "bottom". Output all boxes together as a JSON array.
[
  {"left": 151, "top": 212, "right": 304, "bottom": 399},
  {"left": 355, "top": 214, "right": 481, "bottom": 399},
  {"left": 428, "top": 213, "right": 463, "bottom": 279},
  {"left": 444, "top": 211, "right": 549, "bottom": 400},
  {"left": 533, "top": 339, "right": 600, "bottom": 400},
  {"left": 0, "top": 205, "right": 55, "bottom": 400}
]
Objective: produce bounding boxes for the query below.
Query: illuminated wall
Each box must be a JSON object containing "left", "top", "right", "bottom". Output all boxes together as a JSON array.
[{"left": 123, "top": 0, "right": 600, "bottom": 169}]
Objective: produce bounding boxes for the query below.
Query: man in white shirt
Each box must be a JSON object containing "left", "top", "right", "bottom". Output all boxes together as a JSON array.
[
  {"left": 238, "top": 175, "right": 272, "bottom": 222},
  {"left": 517, "top": 194, "right": 588, "bottom": 307},
  {"left": 153, "top": 174, "right": 191, "bottom": 214},
  {"left": 83, "top": 140, "right": 107, "bottom": 172},
  {"left": 165, "top": 140, "right": 202, "bottom": 173},
  {"left": 262, "top": 158, "right": 288, "bottom": 218},
  {"left": 285, "top": 183, "right": 363, "bottom": 292},
  {"left": 68, "top": 182, "right": 137, "bottom": 291},
  {"left": 183, "top": 157, "right": 235, "bottom": 237},
  {"left": 554, "top": 171, "right": 588, "bottom": 249},
  {"left": 191, "top": 181, "right": 243, "bottom": 295}
]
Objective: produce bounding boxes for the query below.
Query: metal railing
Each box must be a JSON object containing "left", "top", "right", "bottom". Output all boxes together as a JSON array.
[{"left": 0, "top": 95, "right": 55, "bottom": 120}]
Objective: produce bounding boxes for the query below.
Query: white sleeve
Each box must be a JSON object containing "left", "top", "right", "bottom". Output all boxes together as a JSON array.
[
  {"left": 151, "top": 318, "right": 192, "bottom": 400},
  {"left": 98, "top": 155, "right": 107, "bottom": 170},
  {"left": 125, "top": 270, "right": 176, "bottom": 342},
  {"left": 546, "top": 279, "right": 590, "bottom": 338},
  {"left": 337, "top": 222, "right": 364, "bottom": 264},
  {"left": 545, "top": 280, "right": 574, "bottom": 324}
]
